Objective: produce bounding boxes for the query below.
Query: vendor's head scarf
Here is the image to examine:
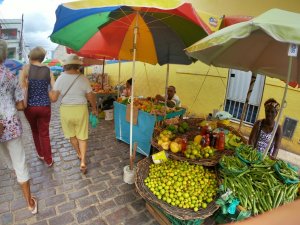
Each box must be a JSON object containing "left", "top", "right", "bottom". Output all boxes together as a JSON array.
[{"left": 264, "top": 98, "right": 280, "bottom": 113}]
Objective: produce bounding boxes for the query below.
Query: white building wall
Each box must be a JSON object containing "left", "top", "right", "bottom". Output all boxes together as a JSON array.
[{"left": 0, "top": 19, "right": 22, "bottom": 59}]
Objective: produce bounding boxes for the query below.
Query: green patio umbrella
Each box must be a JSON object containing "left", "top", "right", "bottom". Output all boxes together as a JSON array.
[{"left": 186, "top": 8, "right": 300, "bottom": 158}]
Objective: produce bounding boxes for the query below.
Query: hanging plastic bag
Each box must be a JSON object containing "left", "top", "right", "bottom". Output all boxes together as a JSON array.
[{"left": 89, "top": 112, "right": 99, "bottom": 128}]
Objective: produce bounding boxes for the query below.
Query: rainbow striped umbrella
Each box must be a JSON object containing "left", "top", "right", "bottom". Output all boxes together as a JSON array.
[
  {"left": 50, "top": 0, "right": 221, "bottom": 65},
  {"left": 50, "top": 0, "right": 222, "bottom": 160}
]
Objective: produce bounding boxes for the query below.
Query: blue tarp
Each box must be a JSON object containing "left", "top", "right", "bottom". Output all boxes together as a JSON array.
[{"left": 114, "top": 102, "right": 186, "bottom": 156}]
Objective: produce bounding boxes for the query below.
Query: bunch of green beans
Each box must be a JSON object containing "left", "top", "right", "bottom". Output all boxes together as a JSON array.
[{"left": 221, "top": 157, "right": 299, "bottom": 215}]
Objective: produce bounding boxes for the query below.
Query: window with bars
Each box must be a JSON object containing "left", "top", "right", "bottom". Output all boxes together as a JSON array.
[
  {"left": 224, "top": 99, "right": 259, "bottom": 124},
  {"left": 282, "top": 117, "right": 298, "bottom": 139},
  {"left": 224, "top": 69, "right": 265, "bottom": 125}
]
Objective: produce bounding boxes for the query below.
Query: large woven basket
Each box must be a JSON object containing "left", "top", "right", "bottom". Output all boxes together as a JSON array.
[{"left": 135, "top": 157, "right": 219, "bottom": 220}]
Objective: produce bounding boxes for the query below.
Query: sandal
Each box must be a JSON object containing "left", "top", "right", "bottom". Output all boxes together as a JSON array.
[
  {"left": 80, "top": 165, "right": 87, "bottom": 174},
  {"left": 28, "top": 197, "right": 38, "bottom": 214},
  {"left": 46, "top": 160, "right": 54, "bottom": 168},
  {"left": 37, "top": 155, "right": 44, "bottom": 160}
]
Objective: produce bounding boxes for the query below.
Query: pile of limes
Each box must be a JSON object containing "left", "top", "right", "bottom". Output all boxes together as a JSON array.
[
  {"left": 144, "top": 160, "right": 218, "bottom": 211},
  {"left": 184, "top": 142, "right": 215, "bottom": 159}
]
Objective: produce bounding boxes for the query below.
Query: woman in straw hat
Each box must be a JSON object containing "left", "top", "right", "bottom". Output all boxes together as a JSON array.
[
  {"left": 49, "top": 54, "right": 97, "bottom": 174},
  {"left": 0, "top": 40, "right": 38, "bottom": 214}
]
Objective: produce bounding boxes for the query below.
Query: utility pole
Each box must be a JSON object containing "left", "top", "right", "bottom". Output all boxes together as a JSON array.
[
  {"left": 0, "top": 23, "right": 2, "bottom": 39},
  {"left": 19, "top": 14, "right": 23, "bottom": 60}
]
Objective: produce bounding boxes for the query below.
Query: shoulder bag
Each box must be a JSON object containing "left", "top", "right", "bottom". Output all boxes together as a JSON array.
[{"left": 60, "top": 74, "right": 81, "bottom": 105}]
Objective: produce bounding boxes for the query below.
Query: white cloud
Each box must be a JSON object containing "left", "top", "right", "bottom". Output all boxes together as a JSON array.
[{"left": 0, "top": 0, "right": 71, "bottom": 51}]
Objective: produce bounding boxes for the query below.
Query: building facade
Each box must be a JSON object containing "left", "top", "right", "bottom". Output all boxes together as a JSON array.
[{"left": 0, "top": 18, "right": 23, "bottom": 60}]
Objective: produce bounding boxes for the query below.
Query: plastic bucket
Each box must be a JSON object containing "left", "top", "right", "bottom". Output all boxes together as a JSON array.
[
  {"left": 123, "top": 165, "right": 136, "bottom": 184},
  {"left": 104, "top": 109, "right": 114, "bottom": 120}
]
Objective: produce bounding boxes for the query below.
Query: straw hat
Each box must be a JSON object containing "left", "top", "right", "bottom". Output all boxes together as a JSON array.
[{"left": 62, "top": 54, "right": 83, "bottom": 66}]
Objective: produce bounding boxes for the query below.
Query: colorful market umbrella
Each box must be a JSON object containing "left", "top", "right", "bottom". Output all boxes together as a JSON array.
[
  {"left": 4, "top": 58, "right": 24, "bottom": 74},
  {"left": 186, "top": 8, "right": 300, "bottom": 158},
  {"left": 43, "top": 58, "right": 62, "bottom": 66},
  {"left": 220, "top": 15, "right": 252, "bottom": 28},
  {"left": 50, "top": 66, "right": 63, "bottom": 71},
  {"left": 50, "top": 0, "right": 220, "bottom": 65},
  {"left": 50, "top": 0, "right": 222, "bottom": 159}
]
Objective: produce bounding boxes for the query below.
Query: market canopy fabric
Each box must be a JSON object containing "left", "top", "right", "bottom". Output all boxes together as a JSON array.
[
  {"left": 43, "top": 58, "right": 62, "bottom": 66},
  {"left": 50, "top": 0, "right": 222, "bottom": 65},
  {"left": 186, "top": 8, "right": 300, "bottom": 87}
]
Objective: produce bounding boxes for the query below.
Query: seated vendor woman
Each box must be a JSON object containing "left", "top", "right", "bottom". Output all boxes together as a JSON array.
[
  {"left": 248, "top": 98, "right": 282, "bottom": 159},
  {"left": 121, "top": 78, "right": 132, "bottom": 97},
  {"left": 155, "top": 85, "right": 181, "bottom": 108}
]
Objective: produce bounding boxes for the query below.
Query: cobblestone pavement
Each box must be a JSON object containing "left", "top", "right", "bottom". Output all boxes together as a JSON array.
[{"left": 0, "top": 103, "right": 159, "bottom": 225}]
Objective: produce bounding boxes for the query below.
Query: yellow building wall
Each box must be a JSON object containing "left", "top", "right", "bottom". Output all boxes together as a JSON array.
[{"left": 98, "top": 0, "right": 300, "bottom": 153}]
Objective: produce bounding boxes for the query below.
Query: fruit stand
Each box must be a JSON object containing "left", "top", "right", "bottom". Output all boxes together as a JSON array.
[
  {"left": 114, "top": 101, "right": 186, "bottom": 156},
  {"left": 151, "top": 119, "right": 247, "bottom": 166},
  {"left": 133, "top": 118, "right": 300, "bottom": 224}
]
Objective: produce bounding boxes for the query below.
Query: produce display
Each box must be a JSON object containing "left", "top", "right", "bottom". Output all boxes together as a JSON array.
[
  {"left": 91, "top": 82, "right": 115, "bottom": 93},
  {"left": 144, "top": 159, "right": 218, "bottom": 211},
  {"left": 236, "top": 145, "right": 261, "bottom": 163},
  {"left": 220, "top": 147, "right": 299, "bottom": 215},
  {"left": 118, "top": 98, "right": 179, "bottom": 115},
  {"left": 219, "top": 155, "right": 248, "bottom": 174},
  {"left": 274, "top": 160, "right": 300, "bottom": 184},
  {"left": 184, "top": 143, "right": 215, "bottom": 159},
  {"left": 154, "top": 119, "right": 246, "bottom": 158},
  {"left": 147, "top": 117, "right": 300, "bottom": 221}
]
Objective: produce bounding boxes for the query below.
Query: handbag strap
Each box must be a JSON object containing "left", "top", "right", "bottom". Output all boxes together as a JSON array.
[{"left": 61, "top": 75, "right": 81, "bottom": 103}]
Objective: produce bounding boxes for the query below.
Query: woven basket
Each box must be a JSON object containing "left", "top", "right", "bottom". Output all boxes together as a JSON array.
[{"left": 135, "top": 157, "right": 219, "bottom": 220}]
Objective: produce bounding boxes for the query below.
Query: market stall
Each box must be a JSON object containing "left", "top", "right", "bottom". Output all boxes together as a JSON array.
[
  {"left": 133, "top": 118, "right": 300, "bottom": 224},
  {"left": 114, "top": 100, "right": 186, "bottom": 156}
]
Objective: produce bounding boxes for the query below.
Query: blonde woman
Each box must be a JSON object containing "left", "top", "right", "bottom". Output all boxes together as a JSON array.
[
  {"left": 49, "top": 54, "right": 97, "bottom": 174},
  {"left": 20, "top": 47, "right": 55, "bottom": 166},
  {"left": 0, "top": 40, "right": 38, "bottom": 214}
]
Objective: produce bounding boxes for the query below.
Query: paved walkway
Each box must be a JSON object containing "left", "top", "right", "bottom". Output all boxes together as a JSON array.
[
  {"left": 1, "top": 104, "right": 299, "bottom": 225},
  {"left": 0, "top": 103, "right": 158, "bottom": 225}
]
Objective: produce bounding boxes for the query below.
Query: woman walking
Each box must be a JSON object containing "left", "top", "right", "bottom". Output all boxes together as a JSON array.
[
  {"left": 0, "top": 40, "right": 38, "bottom": 214},
  {"left": 20, "top": 47, "right": 55, "bottom": 166},
  {"left": 49, "top": 54, "right": 97, "bottom": 174}
]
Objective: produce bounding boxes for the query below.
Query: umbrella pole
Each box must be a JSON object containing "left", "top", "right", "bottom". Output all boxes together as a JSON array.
[
  {"left": 118, "top": 60, "right": 121, "bottom": 97},
  {"left": 101, "top": 57, "right": 105, "bottom": 89},
  {"left": 129, "top": 12, "right": 139, "bottom": 165},
  {"left": 262, "top": 55, "right": 293, "bottom": 159},
  {"left": 238, "top": 73, "right": 257, "bottom": 131},
  {"left": 164, "top": 64, "right": 170, "bottom": 115}
]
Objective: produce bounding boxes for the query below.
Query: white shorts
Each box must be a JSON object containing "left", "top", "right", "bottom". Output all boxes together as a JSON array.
[{"left": 0, "top": 137, "right": 30, "bottom": 183}]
